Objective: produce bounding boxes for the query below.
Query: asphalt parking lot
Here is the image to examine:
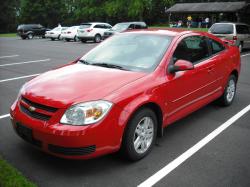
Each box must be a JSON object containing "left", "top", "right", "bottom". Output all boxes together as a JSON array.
[{"left": 0, "top": 37, "right": 250, "bottom": 187}]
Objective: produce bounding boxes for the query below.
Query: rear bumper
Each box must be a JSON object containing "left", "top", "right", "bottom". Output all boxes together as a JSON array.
[{"left": 77, "top": 36, "right": 95, "bottom": 40}]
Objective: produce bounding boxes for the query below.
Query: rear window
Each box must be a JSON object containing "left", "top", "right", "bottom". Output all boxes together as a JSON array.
[
  {"left": 210, "top": 24, "right": 234, "bottom": 34},
  {"left": 79, "top": 24, "right": 91, "bottom": 29}
]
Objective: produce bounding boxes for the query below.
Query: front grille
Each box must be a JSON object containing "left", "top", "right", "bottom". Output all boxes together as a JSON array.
[
  {"left": 21, "top": 96, "right": 58, "bottom": 112},
  {"left": 19, "top": 96, "right": 58, "bottom": 121},
  {"left": 16, "top": 123, "right": 42, "bottom": 148},
  {"left": 20, "top": 104, "right": 51, "bottom": 121},
  {"left": 48, "top": 144, "right": 96, "bottom": 156}
]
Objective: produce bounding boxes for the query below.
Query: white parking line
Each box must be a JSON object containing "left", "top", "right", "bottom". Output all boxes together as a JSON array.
[
  {"left": 138, "top": 104, "right": 250, "bottom": 187},
  {"left": 0, "top": 55, "right": 19, "bottom": 59},
  {"left": 0, "top": 59, "right": 51, "bottom": 67},
  {"left": 0, "top": 114, "right": 10, "bottom": 119},
  {"left": 0, "top": 74, "right": 40, "bottom": 83},
  {"left": 241, "top": 53, "right": 250, "bottom": 57}
]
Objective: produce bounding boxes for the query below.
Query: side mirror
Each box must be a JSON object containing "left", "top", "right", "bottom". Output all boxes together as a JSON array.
[{"left": 168, "top": 59, "right": 194, "bottom": 73}]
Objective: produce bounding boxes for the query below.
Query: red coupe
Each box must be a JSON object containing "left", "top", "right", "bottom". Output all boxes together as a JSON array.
[{"left": 10, "top": 29, "right": 241, "bottom": 161}]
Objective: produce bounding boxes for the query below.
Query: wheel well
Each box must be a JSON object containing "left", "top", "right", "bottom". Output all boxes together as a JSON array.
[
  {"left": 231, "top": 70, "right": 239, "bottom": 82},
  {"left": 136, "top": 102, "right": 163, "bottom": 137}
]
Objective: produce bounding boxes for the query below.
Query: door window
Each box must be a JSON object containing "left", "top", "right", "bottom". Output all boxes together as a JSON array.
[
  {"left": 173, "top": 36, "right": 210, "bottom": 64},
  {"left": 236, "top": 25, "right": 250, "bottom": 34},
  {"left": 208, "top": 39, "right": 225, "bottom": 55}
]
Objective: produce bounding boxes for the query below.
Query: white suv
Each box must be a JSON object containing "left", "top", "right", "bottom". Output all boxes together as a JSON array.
[
  {"left": 77, "top": 22, "right": 112, "bottom": 43},
  {"left": 209, "top": 22, "right": 250, "bottom": 52}
]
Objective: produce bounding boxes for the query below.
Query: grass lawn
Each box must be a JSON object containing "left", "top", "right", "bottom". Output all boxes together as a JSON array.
[
  {"left": 0, "top": 33, "right": 17, "bottom": 37},
  {"left": 0, "top": 155, "right": 37, "bottom": 187}
]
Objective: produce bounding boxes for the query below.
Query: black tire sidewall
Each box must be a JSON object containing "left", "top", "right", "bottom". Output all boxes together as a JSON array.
[
  {"left": 122, "top": 108, "right": 157, "bottom": 161},
  {"left": 94, "top": 34, "right": 101, "bottom": 43}
]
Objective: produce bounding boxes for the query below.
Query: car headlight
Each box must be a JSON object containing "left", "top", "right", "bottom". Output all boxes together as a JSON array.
[{"left": 60, "top": 100, "right": 113, "bottom": 126}]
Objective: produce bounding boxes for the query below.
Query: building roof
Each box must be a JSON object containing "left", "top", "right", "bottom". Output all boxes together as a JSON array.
[{"left": 166, "top": 1, "right": 247, "bottom": 13}]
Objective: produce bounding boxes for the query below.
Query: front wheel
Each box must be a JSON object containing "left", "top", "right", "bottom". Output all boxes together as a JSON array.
[
  {"left": 217, "top": 75, "right": 237, "bottom": 106},
  {"left": 27, "top": 33, "right": 33, "bottom": 39},
  {"left": 121, "top": 108, "right": 157, "bottom": 161}
]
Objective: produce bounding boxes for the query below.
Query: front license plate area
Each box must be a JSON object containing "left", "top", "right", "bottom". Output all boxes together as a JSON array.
[{"left": 16, "top": 123, "right": 33, "bottom": 142}]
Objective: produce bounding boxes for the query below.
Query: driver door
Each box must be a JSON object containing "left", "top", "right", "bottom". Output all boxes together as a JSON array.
[{"left": 165, "top": 35, "right": 217, "bottom": 124}]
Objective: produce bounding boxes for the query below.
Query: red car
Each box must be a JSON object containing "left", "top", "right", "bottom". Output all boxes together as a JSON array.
[{"left": 10, "top": 29, "right": 241, "bottom": 161}]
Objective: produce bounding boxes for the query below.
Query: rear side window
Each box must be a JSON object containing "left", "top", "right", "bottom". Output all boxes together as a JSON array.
[
  {"left": 210, "top": 24, "right": 234, "bottom": 34},
  {"left": 236, "top": 25, "right": 250, "bottom": 34},
  {"left": 134, "top": 24, "right": 142, "bottom": 29},
  {"left": 173, "top": 36, "right": 209, "bottom": 64},
  {"left": 94, "top": 24, "right": 103, "bottom": 29},
  {"left": 209, "top": 39, "right": 225, "bottom": 54},
  {"left": 79, "top": 24, "right": 91, "bottom": 29}
]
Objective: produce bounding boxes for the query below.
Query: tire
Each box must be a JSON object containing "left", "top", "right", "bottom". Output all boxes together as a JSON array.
[
  {"left": 121, "top": 108, "right": 157, "bottom": 161},
  {"left": 74, "top": 36, "right": 79, "bottom": 42},
  {"left": 27, "top": 33, "right": 33, "bottom": 39},
  {"left": 81, "top": 39, "right": 86, "bottom": 43},
  {"left": 217, "top": 75, "right": 237, "bottom": 106},
  {"left": 51, "top": 38, "right": 55, "bottom": 41},
  {"left": 21, "top": 36, "right": 26, "bottom": 40},
  {"left": 65, "top": 38, "right": 70, "bottom": 42},
  {"left": 238, "top": 42, "right": 243, "bottom": 53},
  {"left": 94, "top": 34, "right": 101, "bottom": 43}
]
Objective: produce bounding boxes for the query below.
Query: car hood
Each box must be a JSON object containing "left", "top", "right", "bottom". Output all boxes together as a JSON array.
[{"left": 22, "top": 64, "right": 146, "bottom": 108}]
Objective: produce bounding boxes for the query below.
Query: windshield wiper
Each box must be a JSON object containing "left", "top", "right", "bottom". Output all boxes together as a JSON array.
[
  {"left": 91, "top": 63, "right": 128, "bottom": 71},
  {"left": 78, "top": 59, "right": 90, "bottom": 65}
]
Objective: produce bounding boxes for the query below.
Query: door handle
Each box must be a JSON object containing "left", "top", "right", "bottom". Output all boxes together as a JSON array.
[{"left": 207, "top": 65, "right": 215, "bottom": 73}]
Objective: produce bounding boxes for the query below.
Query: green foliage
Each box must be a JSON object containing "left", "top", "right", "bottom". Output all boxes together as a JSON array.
[
  {"left": 2, "top": 0, "right": 174, "bottom": 32},
  {"left": 0, "top": 156, "right": 37, "bottom": 187}
]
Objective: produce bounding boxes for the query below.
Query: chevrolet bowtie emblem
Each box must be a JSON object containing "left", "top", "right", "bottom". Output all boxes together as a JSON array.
[{"left": 28, "top": 106, "right": 36, "bottom": 112}]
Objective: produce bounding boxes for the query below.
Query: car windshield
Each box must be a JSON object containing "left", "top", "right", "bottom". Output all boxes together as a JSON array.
[
  {"left": 111, "top": 23, "right": 130, "bottom": 32},
  {"left": 79, "top": 24, "right": 91, "bottom": 29},
  {"left": 79, "top": 33, "right": 172, "bottom": 72},
  {"left": 53, "top": 27, "right": 61, "bottom": 31},
  {"left": 210, "top": 24, "right": 234, "bottom": 34}
]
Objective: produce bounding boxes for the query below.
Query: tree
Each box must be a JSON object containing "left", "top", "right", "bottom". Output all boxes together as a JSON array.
[{"left": 0, "top": 0, "right": 19, "bottom": 33}]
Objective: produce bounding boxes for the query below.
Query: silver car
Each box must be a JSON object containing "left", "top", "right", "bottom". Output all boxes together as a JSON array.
[{"left": 208, "top": 22, "right": 250, "bottom": 52}]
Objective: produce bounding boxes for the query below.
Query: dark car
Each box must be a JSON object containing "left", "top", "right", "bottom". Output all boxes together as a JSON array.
[
  {"left": 103, "top": 22, "right": 147, "bottom": 39},
  {"left": 17, "top": 24, "right": 49, "bottom": 39}
]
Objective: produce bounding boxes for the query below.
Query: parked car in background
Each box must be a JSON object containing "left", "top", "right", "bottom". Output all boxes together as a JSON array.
[
  {"left": 10, "top": 29, "right": 240, "bottom": 161},
  {"left": 17, "top": 24, "right": 49, "bottom": 39},
  {"left": 103, "top": 22, "right": 147, "bottom": 39},
  {"left": 45, "top": 27, "right": 68, "bottom": 41},
  {"left": 208, "top": 22, "right": 250, "bottom": 52},
  {"left": 61, "top": 26, "right": 80, "bottom": 42},
  {"left": 77, "top": 22, "right": 112, "bottom": 43}
]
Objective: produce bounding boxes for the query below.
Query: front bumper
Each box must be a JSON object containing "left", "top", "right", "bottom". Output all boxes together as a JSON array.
[{"left": 10, "top": 99, "right": 126, "bottom": 159}]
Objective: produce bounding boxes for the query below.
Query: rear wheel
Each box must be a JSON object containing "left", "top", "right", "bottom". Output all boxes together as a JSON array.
[
  {"left": 81, "top": 39, "right": 86, "bottom": 43},
  {"left": 21, "top": 36, "right": 26, "bottom": 40},
  {"left": 121, "top": 108, "right": 157, "bottom": 161},
  {"left": 94, "top": 34, "right": 101, "bottom": 43},
  {"left": 217, "top": 74, "right": 237, "bottom": 106},
  {"left": 238, "top": 42, "right": 243, "bottom": 53},
  {"left": 51, "top": 38, "right": 55, "bottom": 41},
  {"left": 65, "top": 38, "right": 70, "bottom": 42}
]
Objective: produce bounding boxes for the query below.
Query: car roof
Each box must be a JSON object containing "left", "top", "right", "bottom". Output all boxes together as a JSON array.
[
  {"left": 116, "top": 22, "right": 146, "bottom": 25},
  {"left": 213, "top": 22, "right": 249, "bottom": 26},
  {"left": 80, "top": 22, "right": 110, "bottom": 25}
]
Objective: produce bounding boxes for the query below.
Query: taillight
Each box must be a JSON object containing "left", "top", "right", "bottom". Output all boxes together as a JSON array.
[
  {"left": 87, "top": 29, "right": 93, "bottom": 32},
  {"left": 233, "top": 36, "right": 237, "bottom": 40}
]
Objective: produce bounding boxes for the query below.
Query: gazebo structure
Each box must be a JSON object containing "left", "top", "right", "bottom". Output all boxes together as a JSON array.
[{"left": 166, "top": 1, "right": 250, "bottom": 27}]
